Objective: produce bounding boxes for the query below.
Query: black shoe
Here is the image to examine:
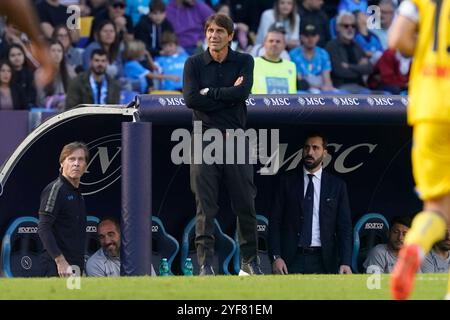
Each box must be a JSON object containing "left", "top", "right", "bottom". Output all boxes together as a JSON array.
[
  {"left": 199, "top": 264, "right": 215, "bottom": 276},
  {"left": 239, "top": 257, "right": 264, "bottom": 276}
]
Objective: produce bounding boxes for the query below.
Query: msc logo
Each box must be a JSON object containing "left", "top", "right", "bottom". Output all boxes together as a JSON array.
[
  {"left": 401, "top": 97, "right": 409, "bottom": 106},
  {"left": 21, "top": 256, "right": 32, "bottom": 270},
  {"left": 152, "top": 225, "right": 159, "bottom": 232},
  {"left": 263, "top": 97, "right": 291, "bottom": 106},
  {"left": 257, "top": 224, "right": 266, "bottom": 232},
  {"left": 333, "top": 97, "right": 360, "bottom": 106},
  {"left": 81, "top": 134, "right": 121, "bottom": 196},
  {"left": 245, "top": 98, "right": 256, "bottom": 106},
  {"left": 298, "top": 97, "right": 326, "bottom": 106},
  {"left": 158, "top": 97, "right": 166, "bottom": 106},
  {"left": 367, "top": 97, "right": 394, "bottom": 106},
  {"left": 18, "top": 227, "right": 38, "bottom": 233},
  {"left": 365, "top": 222, "right": 384, "bottom": 230},
  {"left": 158, "top": 97, "right": 185, "bottom": 106},
  {"left": 86, "top": 226, "right": 97, "bottom": 233}
]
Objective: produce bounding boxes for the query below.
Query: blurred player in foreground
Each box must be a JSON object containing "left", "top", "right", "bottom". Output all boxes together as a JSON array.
[{"left": 388, "top": 0, "right": 450, "bottom": 300}]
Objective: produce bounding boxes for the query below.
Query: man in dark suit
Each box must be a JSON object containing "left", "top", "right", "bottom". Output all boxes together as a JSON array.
[{"left": 269, "top": 131, "right": 353, "bottom": 274}]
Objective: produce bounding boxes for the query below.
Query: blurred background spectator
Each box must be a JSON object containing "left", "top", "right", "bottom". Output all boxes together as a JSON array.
[
  {"left": 166, "top": 0, "right": 214, "bottom": 55},
  {"left": 326, "top": 11, "right": 372, "bottom": 94},
  {"left": 134, "top": 0, "right": 174, "bottom": 58},
  {"left": 256, "top": 0, "right": 300, "bottom": 50},
  {"left": 0, "top": 60, "right": 26, "bottom": 110}
]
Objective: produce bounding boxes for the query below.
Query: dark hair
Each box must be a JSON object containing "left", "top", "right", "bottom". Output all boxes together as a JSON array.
[
  {"left": 0, "top": 60, "right": 14, "bottom": 85},
  {"left": 90, "top": 48, "right": 108, "bottom": 60},
  {"left": 149, "top": 0, "right": 166, "bottom": 12},
  {"left": 51, "top": 25, "right": 72, "bottom": 48},
  {"left": 59, "top": 141, "right": 89, "bottom": 165},
  {"left": 304, "top": 131, "right": 328, "bottom": 149},
  {"left": 268, "top": 22, "right": 287, "bottom": 35},
  {"left": 204, "top": 13, "right": 234, "bottom": 35},
  {"left": 390, "top": 216, "right": 412, "bottom": 229},
  {"left": 161, "top": 31, "right": 178, "bottom": 46},
  {"left": 45, "top": 40, "right": 69, "bottom": 95},
  {"left": 273, "top": 0, "right": 297, "bottom": 32},
  {"left": 99, "top": 216, "right": 120, "bottom": 233},
  {"left": 94, "top": 20, "right": 120, "bottom": 63},
  {"left": 7, "top": 44, "right": 27, "bottom": 68}
]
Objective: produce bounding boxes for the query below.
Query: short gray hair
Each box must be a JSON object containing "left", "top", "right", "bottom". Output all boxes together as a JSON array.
[{"left": 336, "top": 11, "right": 355, "bottom": 26}]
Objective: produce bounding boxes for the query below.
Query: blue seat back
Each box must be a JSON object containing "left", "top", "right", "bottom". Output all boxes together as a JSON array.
[
  {"left": 1, "top": 217, "right": 44, "bottom": 277},
  {"left": 233, "top": 215, "right": 271, "bottom": 274},
  {"left": 180, "top": 217, "right": 236, "bottom": 275},
  {"left": 352, "top": 213, "right": 389, "bottom": 273},
  {"left": 151, "top": 216, "right": 179, "bottom": 275}
]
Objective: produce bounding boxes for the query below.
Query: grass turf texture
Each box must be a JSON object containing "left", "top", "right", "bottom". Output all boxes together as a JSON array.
[{"left": 0, "top": 274, "right": 447, "bottom": 300}]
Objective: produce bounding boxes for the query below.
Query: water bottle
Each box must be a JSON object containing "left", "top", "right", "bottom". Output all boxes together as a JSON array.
[
  {"left": 159, "top": 258, "right": 170, "bottom": 276},
  {"left": 183, "top": 257, "right": 193, "bottom": 276}
]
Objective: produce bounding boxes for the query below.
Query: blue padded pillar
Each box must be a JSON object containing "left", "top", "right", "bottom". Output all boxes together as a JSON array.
[{"left": 121, "top": 122, "right": 152, "bottom": 275}]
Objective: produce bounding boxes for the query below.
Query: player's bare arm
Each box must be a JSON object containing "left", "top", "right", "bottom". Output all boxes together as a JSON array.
[{"left": 389, "top": 15, "right": 418, "bottom": 57}]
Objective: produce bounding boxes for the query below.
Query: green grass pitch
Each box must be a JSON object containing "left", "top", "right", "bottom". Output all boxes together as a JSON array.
[{"left": 0, "top": 274, "right": 447, "bottom": 300}]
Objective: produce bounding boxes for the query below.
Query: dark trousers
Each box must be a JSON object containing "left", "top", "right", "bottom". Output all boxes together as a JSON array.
[
  {"left": 288, "top": 247, "right": 326, "bottom": 274},
  {"left": 190, "top": 136, "right": 257, "bottom": 266}
]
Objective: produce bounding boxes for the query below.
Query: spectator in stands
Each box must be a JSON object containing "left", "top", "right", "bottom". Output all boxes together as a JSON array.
[
  {"left": 250, "top": 24, "right": 291, "bottom": 62},
  {"left": 66, "top": 49, "right": 120, "bottom": 109},
  {"left": 371, "top": 0, "right": 395, "bottom": 49},
  {"left": 255, "top": 0, "right": 300, "bottom": 50},
  {"left": 0, "top": 22, "right": 36, "bottom": 65},
  {"left": 86, "top": 217, "right": 120, "bottom": 276},
  {"left": 298, "top": 0, "right": 330, "bottom": 48},
  {"left": 289, "top": 22, "right": 336, "bottom": 93},
  {"left": 252, "top": 25, "right": 296, "bottom": 94},
  {"left": 85, "top": 0, "right": 109, "bottom": 17},
  {"left": 124, "top": 39, "right": 179, "bottom": 93},
  {"left": 37, "top": 40, "right": 75, "bottom": 110},
  {"left": 7, "top": 44, "right": 37, "bottom": 108},
  {"left": 326, "top": 11, "right": 373, "bottom": 93},
  {"left": 52, "top": 25, "right": 83, "bottom": 74},
  {"left": 354, "top": 10, "right": 383, "bottom": 65},
  {"left": 421, "top": 229, "right": 450, "bottom": 273},
  {"left": 363, "top": 216, "right": 412, "bottom": 273},
  {"left": 134, "top": 0, "right": 174, "bottom": 58},
  {"left": 83, "top": 20, "right": 124, "bottom": 79},
  {"left": 36, "top": 0, "right": 73, "bottom": 39},
  {"left": 126, "top": 0, "right": 151, "bottom": 26},
  {"left": 90, "top": 0, "right": 134, "bottom": 43},
  {"left": 222, "top": 0, "right": 258, "bottom": 47},
  {"left": 0, "top": 0, "right": 57, "bottom": 88},
  {"left": 338, "top": 0, "right": 368, "bottom": 13},
  {"left": 367, "top": 48, "right": 411, "bottom": 94},
  {"left": 38, "top": 142, "right": 89, "bottom": 277},
  {"left": 155, "top": 32, "right": 187, "bottom": 91},
  {"left": 0, "top": 61, "right": 26, "bottom": 110},
  {"left": 269, "top": 131, "right": 353, "bottom": 274},
  {"left": 166, "top": 0, "right": 214, "bottom": 55}
]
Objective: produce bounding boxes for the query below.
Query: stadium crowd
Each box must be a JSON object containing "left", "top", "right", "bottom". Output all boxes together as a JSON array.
[{"left": 0, "top": 0, "right": 410, "bottom": 111}]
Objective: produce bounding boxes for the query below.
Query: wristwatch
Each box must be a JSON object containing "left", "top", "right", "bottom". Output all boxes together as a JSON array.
[
  {"left": 273, "top": 255, "right": 281, "bottom": 261},
  {"left": 200, "top": 88, "right": 210, "bottom": 96}
]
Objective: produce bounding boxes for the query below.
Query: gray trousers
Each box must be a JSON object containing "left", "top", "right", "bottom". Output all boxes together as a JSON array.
[{"left": 190, "top": 136, "right": 257, "bottom": 266}]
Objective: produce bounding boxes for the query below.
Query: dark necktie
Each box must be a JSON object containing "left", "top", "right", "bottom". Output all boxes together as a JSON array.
[
  {"left": 300, "top": 173, "right": 314, "bottom": 247},
  {"left": 96, "top": 81, "right": 102, "bottom": 104}
]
